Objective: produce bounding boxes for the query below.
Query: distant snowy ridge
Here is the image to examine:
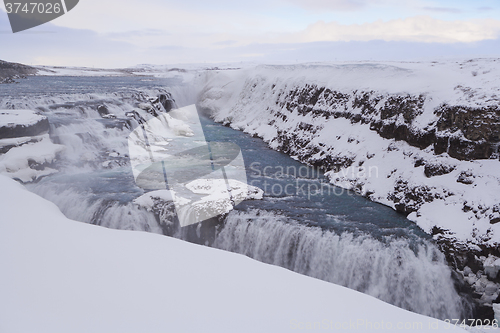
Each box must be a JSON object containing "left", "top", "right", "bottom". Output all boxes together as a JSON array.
[
  {"left": 0, "top": 174, "right": 477, "bottom": 333},
  {"left": 197, "top": 60, "right": 500, "bottom": 284}
]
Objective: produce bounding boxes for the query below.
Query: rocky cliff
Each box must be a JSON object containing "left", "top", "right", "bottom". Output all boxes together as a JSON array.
[
  {"left": 197, "top": 60, "right": 500, "bottom": 311},
  {"left": 271, "top": 85, "right": 500, "bottom": 161}
]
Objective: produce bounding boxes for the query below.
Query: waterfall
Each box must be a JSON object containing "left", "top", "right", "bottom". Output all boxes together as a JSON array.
[
  {"left": 3, "top": 79, "right": 474, "bottom": 322},
  {"left": 27, "top": 183, "right": 162, "bottom": 233},
  {"left": 214, "top": 209, "right": 472, "bottom": 320}
]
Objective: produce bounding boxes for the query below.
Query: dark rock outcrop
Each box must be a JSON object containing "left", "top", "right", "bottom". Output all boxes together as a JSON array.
[
  {"left": 97, "top": 105, "right": 110, "bottom": 117},
  {"left": 430, "top": 104, "right": 500, "bottom": 160},
  {"left": 272, "top": 84, "right": 500, "bottom": 161},
  {"left": 126, "top": 111, "right": 146, "bottom": 125},
  {"left": 0, "top": 76, "right": 17, "bottom": 84},
  {"left": 0, "top": 60, "right": 38, "bottom": 83},
  {"left": 96, "top": 118, "right": 132, "bottom": 130},
  {"left": 0, "top": 137, "right": 38, "bottom": 154},
  {"left": 159, "top": 94, "right": 175, "bottom": 112},
  {"left": 0, "top": 116, "right": 49, "bottom": 139},
  {"left": 457, "top": 170, "right": 475, "bottom": 185},
  {"left": 388, "top": 179, "right": 439, "bottom": 214},
  {"left": 137, "top": 92, "right": 176, "bottom": 117},
  {"left": 424, "top": 161, "right": 456, "bottom": 178}
]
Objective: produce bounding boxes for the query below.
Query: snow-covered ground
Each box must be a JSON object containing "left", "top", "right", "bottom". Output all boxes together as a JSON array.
[
  {"left": 0, "top": 110, "right": 64, "bottom": 182},
  {"left": 35, "top": 66, "right": 131, "bottom": 77},
  {"left": 0, "top": 109, "right": 46, "bottom": 126},
  {"left": 34, "top": 64, "right": 208, "bottom": 82},
  {"left": 1, "top": 174, "right": 490, "bottom": 333},
  {"left": 197, "top": 59, "right": 500, "bottom": 249},
  {"left": 34, "top": 63, "right": 248, "bottom": 83}
]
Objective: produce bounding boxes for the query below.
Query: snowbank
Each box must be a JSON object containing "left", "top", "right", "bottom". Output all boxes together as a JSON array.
[
  {"left": 0, "top": 109, "right": 49, "bottom": 138},
  {"left": 0, "top": 109, "right": 45, "bottom": 127},
  {"left": 0, "top": 174, "right": 477, "bottom": 333},
  {"left": 0, "top": 134, "right": 64, "bottom": 182},
  {"left": 0, "top": 110, "right": 63, "bottom": 181}
]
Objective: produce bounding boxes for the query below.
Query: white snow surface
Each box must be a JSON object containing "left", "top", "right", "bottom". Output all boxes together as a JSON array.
[
  {"left": 0, "top": 134, "right": 64, "bottom": 182},
  {"left": 0, "top": 174, "right": 477, "bottom": 333},
  {"left": 0, "top": 110, "right": 62, "bottom": 182},
  {"left": 197, "top": 59, "right": 500, "bottom": 246},
  {"left": 35, "top": 64, "right": 230, "bottom": 83},
  {"left": 35, "top": 66, "right": 130, "bottom": 77},
  {"left": 0, "top": 109, "right": 45, "bottom": 126},
  {"left": 133, "top": 189, "right": 175, "bottom": 208}
]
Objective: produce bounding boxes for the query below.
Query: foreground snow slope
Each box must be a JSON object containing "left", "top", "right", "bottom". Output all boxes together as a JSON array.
[{"left": 0, "top": 174, "right": 472, "bottom": 333}]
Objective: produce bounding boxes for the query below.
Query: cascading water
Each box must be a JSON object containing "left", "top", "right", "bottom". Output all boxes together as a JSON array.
[
  {"left": 27, "top": 182, "right": 162, "bottom": 232},
  {"left": 0, "top": 76, "right": 475, "bottom": 322},
  {"left": 213, "top": 209, "right": 471, "bottom": 320}
]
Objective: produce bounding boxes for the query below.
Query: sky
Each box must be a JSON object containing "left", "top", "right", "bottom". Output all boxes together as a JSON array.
[{"left": 0, "top": 0, "right": 500, "bottom": 67}]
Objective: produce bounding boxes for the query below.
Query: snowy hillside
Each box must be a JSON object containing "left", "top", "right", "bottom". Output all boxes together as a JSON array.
[
  {"left": 198, "top": 59, "right": 500, "bottom": 248},
  {"left": 0, "top": 174, "right": 477, "bottom": 333}
]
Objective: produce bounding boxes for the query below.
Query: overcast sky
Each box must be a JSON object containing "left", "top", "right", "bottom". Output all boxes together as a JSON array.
[{"left": 1, "top": 0, "right": 499, "bottom": 67}]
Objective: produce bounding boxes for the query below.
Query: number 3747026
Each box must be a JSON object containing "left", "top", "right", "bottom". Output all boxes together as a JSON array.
[
  {"left": 444, "top": 319, "right": 498, "bottom": 329},
  {"left": 5, "top": 2, "right": 62, "bottom": 14}
]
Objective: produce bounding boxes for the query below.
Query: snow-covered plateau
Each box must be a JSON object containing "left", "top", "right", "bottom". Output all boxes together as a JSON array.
[
  {"left": 1, "top": 174, "right": 484, "bottom": 333},
  {"left": 197, "top": 59, "right": 500, "bottom": 298}
]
